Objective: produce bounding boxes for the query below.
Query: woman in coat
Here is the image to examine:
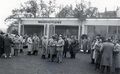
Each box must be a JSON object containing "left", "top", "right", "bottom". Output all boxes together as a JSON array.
[
  {"left": 19, "top": 36, "right": 23, "bottom": 53},
  {"left": 82, "top": 38, "right": 88, "bottom": 54},
  {"left": 26, "top": 36, "right": 33, "bottom": 55},
  {"left": 32, "top": 34, "right": 40, "bottom": 55},
  {"left": 13, "top": 35, "right": 20, "bottom": 56},
  {"left": 93, "top": 39, "right": 102, "bottom": 70},
  {"left": 113, "top": 40, "right": 120, "bottom": 74}
]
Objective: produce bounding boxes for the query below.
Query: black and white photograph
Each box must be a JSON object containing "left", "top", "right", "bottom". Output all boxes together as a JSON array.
[{"left": 0, "top": 0, "right": 120, "bottom": 74}]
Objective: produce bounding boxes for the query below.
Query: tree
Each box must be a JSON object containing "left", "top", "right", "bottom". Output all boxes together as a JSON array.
[
  {"left": 5, "top": 0, "right": 57, "bottom": 20},
  {"left": 73, "top": 3, "right": 87, "bottom": 22},
  {"left": 23, "top": 0, "right": 38, "bottom": 17},
  {"left": 11, "top": 29, "right": 18, "bottom": 35},
  {"left": 73, "top": 2, "right": 88, "bottom": 41},
  {"left": 86, "top": 7, "right": 98, "bottom": 18},
  {"left": 40, "top": 0, "right": 56, "bottom": 17},
  {"left": 56, "top": 5, "right": 73, "bottom": 18},
  {"left": 73, "top": 2, "right": 98, "bottom": 19},
  {"left": 5, "top": 0, "right": 56, "bottom": 33}
]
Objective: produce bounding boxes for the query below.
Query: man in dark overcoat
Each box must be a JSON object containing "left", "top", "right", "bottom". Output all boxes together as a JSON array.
[
  {"left": 0, "top": 32, "right": 4, "bottom": 57},
  {"left": 63, "top": 37, "right": 69, "bottom": 58},
  {"left": 4, "top": 34, "right": 13, "bottom": 58}
]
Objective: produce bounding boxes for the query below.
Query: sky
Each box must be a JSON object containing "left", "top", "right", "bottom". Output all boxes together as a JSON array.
[{"left": 0, "top": 0, "right": 120, "bottom": 32}]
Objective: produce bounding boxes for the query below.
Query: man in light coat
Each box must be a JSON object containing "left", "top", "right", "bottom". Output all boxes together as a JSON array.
[
  {"left": 56, "top": 35, "right": 64, "bottom": 63},
  {"left": 100, "top": 39, "right": 114, "bottom": 74},
  {"left": 41, "top": 36, "right": 47, "bottom": 59}
]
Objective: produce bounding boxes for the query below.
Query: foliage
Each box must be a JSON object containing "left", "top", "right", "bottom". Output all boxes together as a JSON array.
[
  {"left": 11, "top": 29, "right": 18, "bottom": 35},
  {"left": 73, "top": 3, "right": 98, "bottom": 21},
  {"left": 5, "top": 0, "right": 56, "bottom": 21},
  {"left": 56, "top": 2, "right": 98, "bottom": 21},
  {"left": 24, "top": 0, "right": 38, "bottom": 17},
  {"left": 56, "top": 5, "right": 73, "bottom": 18},
  {"left": 86, "top": 7, "right": 98, "bottom": 18},
  {"left": 40, "top": 0, "right": 56, "bottom": 17},
  {"left": 73, "top": 3, "right": 87, "bottom": 21}
]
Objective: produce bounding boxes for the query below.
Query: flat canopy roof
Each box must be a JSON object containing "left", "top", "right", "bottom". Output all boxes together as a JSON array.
[{"left": 21, "top": 18, "right": 120, "bottom": 26}]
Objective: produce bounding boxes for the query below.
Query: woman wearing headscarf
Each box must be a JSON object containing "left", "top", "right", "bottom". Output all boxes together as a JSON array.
[
  {"left": 32, "top": 34, "right": 40, "bottom": 55},
  {"left": 93, "top": 39, "right": 102, "bottom": 70},
  {"left": 113, "top": 40, "right": 120, "bottom": 74}
]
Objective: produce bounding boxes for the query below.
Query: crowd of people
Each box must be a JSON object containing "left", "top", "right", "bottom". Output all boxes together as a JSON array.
[
  {"left": 0, "top": 31, "right": 120, "bottom": 74},
  {"left": 86, "top": 35, "right": 120, "bottom": 74},
  {"left": 41, "top": 35, "right": 79, "bottom": 63},
  {"left": 0, "top": 32, "right": 80, "bottom": 63},
  {"left": 0, "top": 32, "right": 41, "bottom": 58}
]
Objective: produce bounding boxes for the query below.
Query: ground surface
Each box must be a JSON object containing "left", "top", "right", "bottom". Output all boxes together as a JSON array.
[{"left": 0, "top": 52, "right": 100, "bottom": 74}]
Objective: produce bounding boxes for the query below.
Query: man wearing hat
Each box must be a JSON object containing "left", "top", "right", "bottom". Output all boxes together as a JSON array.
[
  {"left": 100, "top": 38, "right": 114, "bottom": 74},
  {"left": 41, "top": 36, "right": 47, "bottom": 59}
]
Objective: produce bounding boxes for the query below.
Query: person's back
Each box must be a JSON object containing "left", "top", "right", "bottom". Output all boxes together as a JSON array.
[
  {"left": 102, "top": 42, "right": 114, "bottom": 57},
  {"left": 4, "top": 36, "right": 12, "bottom": 47},
  {"left": 100, "top": 41, "right": 114, "bottom": 73}
]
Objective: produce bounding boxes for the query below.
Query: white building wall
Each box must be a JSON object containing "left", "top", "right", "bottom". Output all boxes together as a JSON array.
[{"left": 20, "top": 18, "right": 120, "bottom": 39}]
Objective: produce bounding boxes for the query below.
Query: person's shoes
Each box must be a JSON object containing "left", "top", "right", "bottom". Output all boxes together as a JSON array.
[
  {"left": 20, "top": 49, "right": 23, "bottom": 53},
  {"left": 57, "top": 61, "right": 62, "bottom": 63},
  {"left": 34, "top": 52, "right": 38, "bottom": 56},
  {"left": 9, "top": 56, "right": 12, "bottom": 58},
  {"left": 41, "top": 55, "right": 46, "bottom": 59},
  {"left": 100, "top": 70, "right": 104, "bottom": 74}
]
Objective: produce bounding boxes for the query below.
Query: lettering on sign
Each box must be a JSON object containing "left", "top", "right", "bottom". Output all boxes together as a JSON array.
[{"left": 38, "top": 20, "right": 61, "bottom": 24}]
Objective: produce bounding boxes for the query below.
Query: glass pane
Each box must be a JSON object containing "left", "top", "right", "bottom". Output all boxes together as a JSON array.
[
  {"left": 95, "top": 26, "right": 108, "bottom": 36},
  {"left": 108, "top": 26, "right": 117, "bottom": 34},
  {"left": 55, "top": 26, "right": 78, "bottom": 38},
  {"left": 87, "top": 26, "right": 95, "bottom": 34}
]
